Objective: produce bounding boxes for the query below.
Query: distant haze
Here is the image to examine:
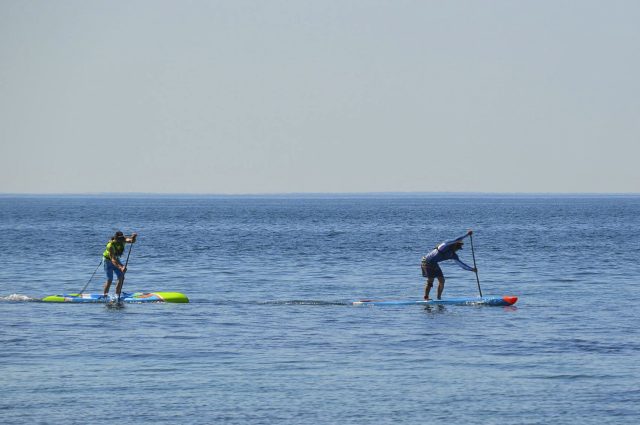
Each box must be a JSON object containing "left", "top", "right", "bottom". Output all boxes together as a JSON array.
[{"left": 1, "top": 0, "right": 639, "bottom": 194}]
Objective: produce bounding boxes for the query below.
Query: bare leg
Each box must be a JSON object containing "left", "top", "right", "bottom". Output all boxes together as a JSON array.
[
  {"left": 115, "top": 275, "right": 125, "bottom": 298},
  {"left": 436, "top": 276, "right": 446, "bottom": 300},
  {"left": 424, "top": 278, "right": 434, "bottom": 300},
  {"left": 103, "top": 279, "right": 112, "bottom": 297}
]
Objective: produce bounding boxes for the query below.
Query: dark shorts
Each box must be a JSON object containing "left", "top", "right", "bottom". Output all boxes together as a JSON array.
[{"left": 423, "top": 262, "right": 444, "bottom": 280}]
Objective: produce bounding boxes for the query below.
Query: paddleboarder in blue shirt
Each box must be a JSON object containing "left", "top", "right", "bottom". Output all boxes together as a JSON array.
[{"left": 421, "top": 230, "right": 476, "bottom": 300}]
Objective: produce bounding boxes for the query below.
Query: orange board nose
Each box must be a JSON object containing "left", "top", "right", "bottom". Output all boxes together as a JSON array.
[{"left": 503, "top": 296, "right": 518, "bottom": 305}]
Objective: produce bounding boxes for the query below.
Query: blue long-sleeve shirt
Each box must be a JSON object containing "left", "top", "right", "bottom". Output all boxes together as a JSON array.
[{"left": 424, "top": 233, "right": 474, "bottom": 271}]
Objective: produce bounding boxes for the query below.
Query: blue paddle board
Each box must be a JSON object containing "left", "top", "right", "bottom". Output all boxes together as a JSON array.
[{"left": 352, "top": 295, "right": 517, "bottom": 307}]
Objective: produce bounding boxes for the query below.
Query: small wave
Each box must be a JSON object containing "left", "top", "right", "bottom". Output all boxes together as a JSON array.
[
  {"left": 257, "top": 299, "right": 350, "bottom": 306},
  {"left": 326, "top": 230, "right": 345, "bottom": 237},
  {"left": 1, "top": 294, "right": 38, "bottom": 302}
]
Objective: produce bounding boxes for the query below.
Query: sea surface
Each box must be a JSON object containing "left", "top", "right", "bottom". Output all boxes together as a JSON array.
[{"left": 1, "top": 195, "right": 639, "bottom": 424}]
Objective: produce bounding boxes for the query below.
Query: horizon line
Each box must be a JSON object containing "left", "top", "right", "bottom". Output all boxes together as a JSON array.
[{"left": 1, "top": 191, "right": 639, "bottom": 198}]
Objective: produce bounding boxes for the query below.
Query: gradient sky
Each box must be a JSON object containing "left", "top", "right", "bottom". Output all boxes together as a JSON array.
[{"left": 1, "top": 0, "right": 639, "bottom": 194}]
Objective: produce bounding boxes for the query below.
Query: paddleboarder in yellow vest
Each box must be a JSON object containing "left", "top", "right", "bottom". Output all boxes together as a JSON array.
[{"left": 103, "top": 231, "right": 137, "bottom": 300}]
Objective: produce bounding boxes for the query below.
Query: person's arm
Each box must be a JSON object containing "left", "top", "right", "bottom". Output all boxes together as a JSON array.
[
  {"left": 125, "top": 233, "right": 138, "bottom": 244},
  {"left": 452, "top": 256, "right": 476, "bottom": 272}
]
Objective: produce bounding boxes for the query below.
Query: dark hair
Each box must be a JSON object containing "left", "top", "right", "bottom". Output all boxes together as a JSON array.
[{"left": 113, "top": 231, "right": 125, "bottom": 241}]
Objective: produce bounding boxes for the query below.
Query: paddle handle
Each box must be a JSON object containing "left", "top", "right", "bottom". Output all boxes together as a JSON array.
[{"left": 469, "top": 233, "right": 483, "bottom": 297}]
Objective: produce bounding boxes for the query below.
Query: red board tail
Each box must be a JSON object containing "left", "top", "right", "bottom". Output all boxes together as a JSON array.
[{"left": 502, "top": 296, "right": 518, "bottom": 305}]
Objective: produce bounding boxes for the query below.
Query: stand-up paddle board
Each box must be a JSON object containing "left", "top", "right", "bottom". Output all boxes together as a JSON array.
[
  {"left": 42, "top": 292, "right": 189, "bottom": 303},
  {"left": 352, "top": 295, "right": 517, "bottom": 307}
]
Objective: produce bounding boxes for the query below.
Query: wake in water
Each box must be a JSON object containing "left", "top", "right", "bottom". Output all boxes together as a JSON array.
[{"left": 1, "top": 294, "right": 39, "bottom": 302}]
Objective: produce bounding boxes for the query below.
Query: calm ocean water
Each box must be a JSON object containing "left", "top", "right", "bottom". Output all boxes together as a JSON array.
[{"left": 1, "top": 195, "right": 639, "bottom": 424}]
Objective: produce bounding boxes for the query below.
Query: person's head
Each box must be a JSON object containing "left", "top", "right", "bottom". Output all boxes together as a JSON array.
[{"left": 113, "top": 231, "right": 125, "bottom": 242}]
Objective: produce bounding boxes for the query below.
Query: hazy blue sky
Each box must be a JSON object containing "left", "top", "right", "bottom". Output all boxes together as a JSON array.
[{"left": 1, "top": 0, "right": 638, "bottom": 194}]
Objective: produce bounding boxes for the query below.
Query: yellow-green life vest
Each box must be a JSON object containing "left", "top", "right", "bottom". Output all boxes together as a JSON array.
[{"left": 103, "top": 241, "right": 125, "bottom": 260}]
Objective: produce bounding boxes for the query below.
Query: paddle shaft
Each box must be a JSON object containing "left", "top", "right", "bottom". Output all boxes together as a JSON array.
[
  {"left": 115, "top": 242, "right": 134, "bottom": 296},
  {"left": 469, "top": 234, "right": 483, "bottom": 297},
  {"left": 121, "top": 243, "right": 133, "bottom": 284}
]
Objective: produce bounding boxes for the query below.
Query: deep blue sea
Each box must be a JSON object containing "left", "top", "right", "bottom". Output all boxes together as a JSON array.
[{"left": 1, "top": 195, "right": 639, "bottom": 424}]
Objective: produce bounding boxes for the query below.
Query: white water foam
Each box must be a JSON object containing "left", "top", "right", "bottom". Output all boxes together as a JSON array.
[{"left": 1, "top": 294, "right": 37, "bottom": 302}]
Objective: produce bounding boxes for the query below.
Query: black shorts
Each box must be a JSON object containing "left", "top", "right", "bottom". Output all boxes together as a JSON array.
[{"left": 424, "top": 263, "right": 443, "bottom": 280}]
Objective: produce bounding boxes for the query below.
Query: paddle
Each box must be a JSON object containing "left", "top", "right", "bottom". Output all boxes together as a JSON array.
[
  {"left": 112, "top": 237, "right": 135, "bottom": 303},
  {"left": 117, "top": 241, "right": 134, "bottom": 294},
  {"left": 469, "top": 233, "right": 483, "bottom": 297}
]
